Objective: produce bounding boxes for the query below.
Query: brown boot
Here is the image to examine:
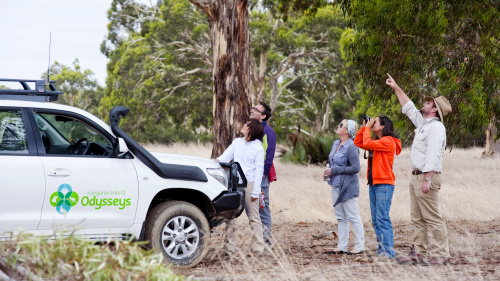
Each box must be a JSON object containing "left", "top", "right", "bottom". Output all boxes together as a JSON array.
[
  {"left": 396, "top": 246, "right": 426, "bottom": 265},
  {"left": 428, "top": 257, "right": 450, "bottom": 266}
]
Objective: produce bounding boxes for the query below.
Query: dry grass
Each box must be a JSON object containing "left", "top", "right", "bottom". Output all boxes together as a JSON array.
[
  {"left": 148, "top": 144, "right": 500, "bottom": 280},
  {"left": 147, "top": 144, "right": 500, "bottom": 224}
]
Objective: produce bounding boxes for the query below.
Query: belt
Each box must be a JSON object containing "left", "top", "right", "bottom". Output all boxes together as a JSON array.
[{"left": 412, "top": 170, "right": 441, "bottom": 175}]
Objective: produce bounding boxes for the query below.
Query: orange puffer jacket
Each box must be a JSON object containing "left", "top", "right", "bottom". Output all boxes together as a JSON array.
[{"left": 354, "top": 127, "right": 402, "bottom": 185}]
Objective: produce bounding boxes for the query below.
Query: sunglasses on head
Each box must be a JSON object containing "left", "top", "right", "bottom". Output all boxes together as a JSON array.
[{"left": 374, "top": 115, "right": 387, "bottom": 124}]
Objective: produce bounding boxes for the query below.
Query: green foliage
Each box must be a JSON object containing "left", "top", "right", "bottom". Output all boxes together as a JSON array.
[
  {"left": 281, "top": 141, "right": 307, "bottom": 164},
  {"left": 264, "top": 0, "right": 350, "bottom": 21},
  {"left": 45, "top": 60, "right": 104, "bottom": 117},
  {"left": 1, "top": 229, "right": 183, "bottom": 280},
  {"left": 281, "top": 134, "right": 333, "bottom": 164},
  {"left": 95, "top": 0, "right": 498, "bottom": 152},
  {"left": 99, "top": 1, "right": 360, "bottom": 146},
  {"left": 264, "top": 5, "right": 361, "bottom": 140},
  {"left": 270, "top": 0, "right": 499, "bottom": 149},
  {"left": 340, "top": 0, "right": 500, "bottom": 147},
  {"left": 250, "top": 12, "right": 274, "bottom": 54},
  {"left": 101, "top": 0, "right": 212, "bottom": 143}
]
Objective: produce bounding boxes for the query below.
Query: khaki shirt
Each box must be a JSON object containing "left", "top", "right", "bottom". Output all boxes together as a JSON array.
[{"left": 402, "top": 101, "right": 446, "bottom": 172}]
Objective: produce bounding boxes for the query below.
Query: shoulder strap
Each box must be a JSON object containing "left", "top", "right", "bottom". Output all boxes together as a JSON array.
[{"left": 367, "top": 149, "right": 373, "bottom": 185}]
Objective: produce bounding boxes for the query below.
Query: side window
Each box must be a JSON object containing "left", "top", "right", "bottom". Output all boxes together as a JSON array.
[
  {"left": 34, "top": 113, "right": 113, "bottom": 157},
  {"left": 0, "top": 109, "right": 29, "bottom": 154}
]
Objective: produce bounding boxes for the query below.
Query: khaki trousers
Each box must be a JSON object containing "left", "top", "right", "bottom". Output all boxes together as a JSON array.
[
  {"left": 409, "top": 173, "right": 450, "bottom": 257},
  {"left": 225, "top": 182, "right": 265, "bottom": 254}
]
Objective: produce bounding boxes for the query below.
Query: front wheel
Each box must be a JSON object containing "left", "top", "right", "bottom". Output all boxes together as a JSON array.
[{"left": 145, "top": 201, "right": 210, "bottom": 267}]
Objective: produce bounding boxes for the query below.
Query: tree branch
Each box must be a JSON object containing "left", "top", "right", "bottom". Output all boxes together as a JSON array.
[
  {"left": 281, "top": 71, "right": 322, "bottom": 92},
  {"left": 278, "top": 103, "right": 313, "bottom": 124},
  {"left": 178, "top": 68, "right": 212, "bottom": 77},
  {"left": 343, "top": 84, "right": 352, "bottom": 100},
  {"left": 188, "top": 0, "right": 215, "bottom": 19},
  {"left": 161, "top": 81, "right": 191, "bottom": 99},
  {"left": 169, "top": 38, "right": 212, "bottom": 67}
]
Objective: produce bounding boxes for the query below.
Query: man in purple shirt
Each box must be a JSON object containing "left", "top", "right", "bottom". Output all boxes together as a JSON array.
[{"left": 250, "top": 101, "right": 276, "bottom": 246}]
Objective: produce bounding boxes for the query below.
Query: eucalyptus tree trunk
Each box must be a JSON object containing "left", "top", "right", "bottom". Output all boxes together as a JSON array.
[
  {"left": 189, "top": 0, "right": 251, "bottom": 157},
  {"left": 269, "top": 75, "right": 279, "bottom": 111},
  {"left": 249, "top": 52, "right": 267, "bottom": 106},
  {"left": 253, "top": 52, "right": 267, "bottom": 104},
  {"left": 483, "top": 116, "right": 499, "bottom": 157}
]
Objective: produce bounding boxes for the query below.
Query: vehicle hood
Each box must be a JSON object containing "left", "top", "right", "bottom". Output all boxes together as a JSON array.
[{"left": 150, "top": 152, "right": 220, "bottom": 169}]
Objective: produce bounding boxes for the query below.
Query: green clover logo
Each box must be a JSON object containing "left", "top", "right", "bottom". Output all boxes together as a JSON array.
[{"left": 50, "top": 184, "right": 79, "bottom": 214}]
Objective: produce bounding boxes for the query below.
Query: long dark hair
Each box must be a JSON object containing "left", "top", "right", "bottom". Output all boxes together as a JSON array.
[
  {"left": 246, "top": 119, "right": 264, "bottom": 142},
  {"left": 377, "top": 115, "right": 399, "bottom": 139}
]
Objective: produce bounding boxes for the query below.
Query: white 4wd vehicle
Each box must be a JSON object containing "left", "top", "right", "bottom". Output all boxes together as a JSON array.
[{"left": 0, "top": 78, "right": 245, "bottom": 267}]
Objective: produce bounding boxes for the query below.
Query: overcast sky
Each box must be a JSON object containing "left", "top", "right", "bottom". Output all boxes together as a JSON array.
[{"left": 0, "top": 0, "right": 113, "bottom": 87}]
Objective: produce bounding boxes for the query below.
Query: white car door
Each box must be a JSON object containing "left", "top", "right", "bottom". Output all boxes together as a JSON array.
[
  {"left": 0, "top": 108, "right": 45, "bottom": 231},
  {"left": 38, "top": 157, "right": 139, "bottom": 229},
  {"left": 33, "top": 111, "right": 139, "bottom": 230}
]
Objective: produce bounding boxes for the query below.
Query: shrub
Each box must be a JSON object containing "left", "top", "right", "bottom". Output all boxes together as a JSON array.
[
  {"left": 281, "top": 134, "right": 334, "bottom": 165},
  {"left": 0, "top": 229, "right": 184, "bottom": 281}
]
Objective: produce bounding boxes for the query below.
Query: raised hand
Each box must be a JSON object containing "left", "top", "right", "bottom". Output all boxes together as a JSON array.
[
  {"left": 385, "top": 73, "right": 410, "bottom": 107},
  {"left": 385, "top": 73, "right": 399, "bottom": 90}
]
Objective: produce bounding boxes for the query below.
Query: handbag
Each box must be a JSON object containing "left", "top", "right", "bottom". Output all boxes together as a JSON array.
[
  {"left": 259, "top": 190, "right": 266, "bottom": 209},
  {"left": 269, "top": 162, "right": 277, "bottom": 182}
]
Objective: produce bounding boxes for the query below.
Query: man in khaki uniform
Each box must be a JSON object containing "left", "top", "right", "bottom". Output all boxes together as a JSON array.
[{"left": 385, "top": 73, "right": 453, "bottom": 265}]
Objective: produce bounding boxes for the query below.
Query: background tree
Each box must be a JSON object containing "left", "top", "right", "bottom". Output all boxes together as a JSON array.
[
  {"left": 100, "top": 0, "right": 213, "bottom": 144},
  {"left": 99, "top": 0, "right": 366, "bottom": 158},
  {"left": 272, "top": 0, "right": 500, "bottom": 153},
  {"left": 46, "top": 60, "right": 104, "bottom": 116},
  {"left": 249, "top": 5, "right": 360, "bottom": 141},
  {"left": 339, "top": 0, "right": 500, "bottom": 151},
  {"left": 101, "top": 0, "right": 252, "bottom": 155},
  {"left": 187, "top": 0, "right": 252, "bottom": 157},
  {"left": 272, "top": 6, "right": 359, "bottom": 136}
]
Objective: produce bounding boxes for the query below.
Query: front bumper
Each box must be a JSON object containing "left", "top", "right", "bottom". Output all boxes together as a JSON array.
[{"left": 211, "top": 189, "right": 244, "bottom": 220}]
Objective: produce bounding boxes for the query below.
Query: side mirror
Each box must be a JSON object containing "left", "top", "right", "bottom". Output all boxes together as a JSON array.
[{"left": 117, "top": 137, "right": 129, "bottom": 157}]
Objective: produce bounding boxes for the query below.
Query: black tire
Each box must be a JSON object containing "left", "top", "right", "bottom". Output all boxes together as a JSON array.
[{"left": 144, "top": 201, "right": 210, "bottom": 268}]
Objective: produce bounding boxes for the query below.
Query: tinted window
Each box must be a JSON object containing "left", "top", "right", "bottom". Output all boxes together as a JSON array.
[
  {"left": 34, "top": 113, "right": 113, "bottom": 156},
  {"left": 0, "top": 110, "right": 29, "bottom": 154}
]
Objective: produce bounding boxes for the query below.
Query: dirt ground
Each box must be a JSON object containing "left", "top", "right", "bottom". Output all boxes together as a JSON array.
[{"left": 176, "top": 218, "right": 500, "bottom": 281}]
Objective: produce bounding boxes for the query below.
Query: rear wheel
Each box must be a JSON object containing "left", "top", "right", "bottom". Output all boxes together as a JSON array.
[{"left": 145, "top": 201, "right": 210, "bottom": 267}]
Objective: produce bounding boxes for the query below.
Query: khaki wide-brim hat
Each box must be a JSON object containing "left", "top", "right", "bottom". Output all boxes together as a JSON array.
[{"left": 425, "top": 96, "right": 452, "bottom": 121}]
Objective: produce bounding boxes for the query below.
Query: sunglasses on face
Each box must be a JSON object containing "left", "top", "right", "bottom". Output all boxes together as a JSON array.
[
  {"left": 338, "top": 123, "right": 345, "bottom": 128},
  {"left": 252, "top": 106, "right": 264, "bottom": 114}
]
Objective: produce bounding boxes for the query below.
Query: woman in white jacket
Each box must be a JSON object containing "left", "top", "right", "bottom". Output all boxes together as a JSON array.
[{"left": 217, "top": 119, "right": 266, "bottom": 256}]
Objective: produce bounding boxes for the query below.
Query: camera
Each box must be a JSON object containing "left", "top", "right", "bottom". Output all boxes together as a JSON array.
[{"left": 363, "top": 115, "right": 370, "bottom": 122}]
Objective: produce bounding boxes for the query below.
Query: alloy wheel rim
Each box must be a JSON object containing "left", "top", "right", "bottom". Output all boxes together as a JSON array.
[{"left": 161, "top": 215, "right": 200, "bottom": 259}]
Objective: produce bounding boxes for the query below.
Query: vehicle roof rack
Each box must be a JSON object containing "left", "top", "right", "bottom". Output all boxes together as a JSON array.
[{"left": 0, "top": 78, "right": 63, "bottom": 102}]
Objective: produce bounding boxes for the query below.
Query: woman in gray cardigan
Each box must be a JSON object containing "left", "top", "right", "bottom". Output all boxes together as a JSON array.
[{"left": 323, "top": 119, "right": 365, "bottom": 255}]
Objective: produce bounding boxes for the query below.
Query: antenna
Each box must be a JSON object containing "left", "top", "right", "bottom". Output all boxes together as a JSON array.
[{"left": 45, "top": 32, "right": 52, "bottom": 87}]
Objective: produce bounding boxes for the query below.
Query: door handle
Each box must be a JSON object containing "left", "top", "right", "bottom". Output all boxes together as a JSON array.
[{"left": 47, "top": 168, "right": 71, "bottom": 177}]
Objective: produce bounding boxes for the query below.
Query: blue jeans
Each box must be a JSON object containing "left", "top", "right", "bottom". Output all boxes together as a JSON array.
[
  {"left": 259, "top": 175, "right": 272, "bottom": 245},
  {"left": 369, "top": 184, "right": 395, "bottom": 258}
]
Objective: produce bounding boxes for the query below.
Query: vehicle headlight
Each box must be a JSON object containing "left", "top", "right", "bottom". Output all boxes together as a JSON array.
[{"left": 207, "top": 167, "right": 228, "bottom": 188}]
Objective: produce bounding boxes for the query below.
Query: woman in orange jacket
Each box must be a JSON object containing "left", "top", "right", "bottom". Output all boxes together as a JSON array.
[{"left": 354, "top": 116, "right": 402, "bottom": 258}]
